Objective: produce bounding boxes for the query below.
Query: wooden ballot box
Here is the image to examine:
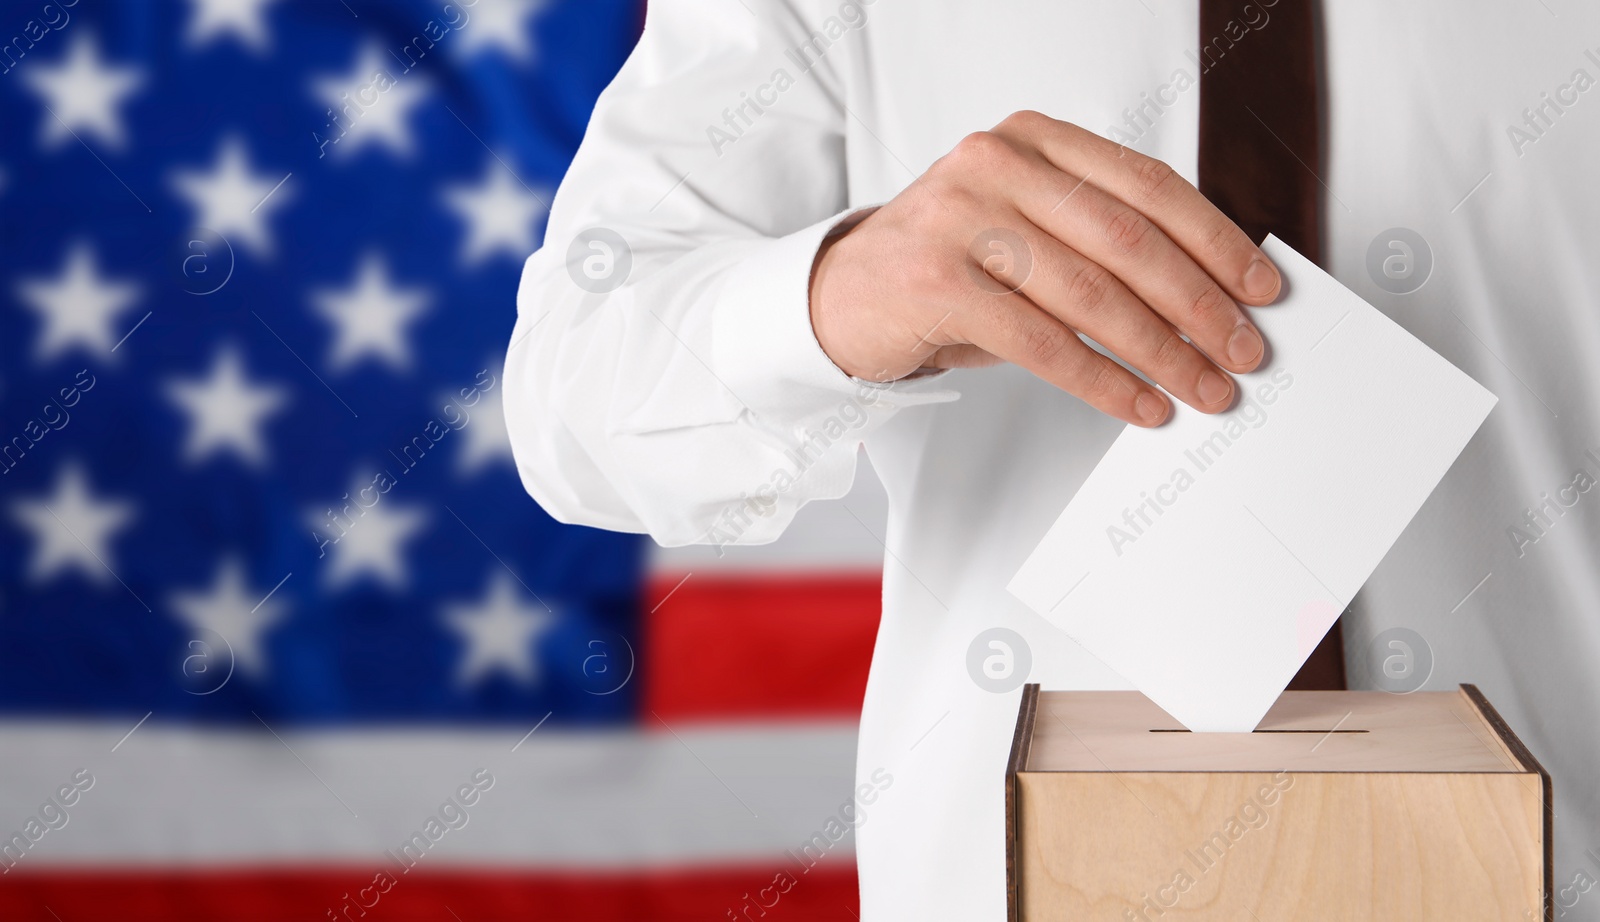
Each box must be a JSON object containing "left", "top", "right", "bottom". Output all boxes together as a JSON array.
[{"left": 1005, "top": 684, "right": 1551, "bottom": 921}]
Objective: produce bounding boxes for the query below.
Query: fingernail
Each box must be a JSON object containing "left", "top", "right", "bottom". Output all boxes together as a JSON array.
[
  {"left": 1243, "top": 257, "right": 1279, "bottom": 299},
  {"left": 1226, "top": 323, "right": 1263, "bottom": 366},
  {"left": 1197, "top": 370, "right": 1232, "bottom": 406},
  {"left": 1136, "top": 391, "right": 1168, "bottom": 424}
]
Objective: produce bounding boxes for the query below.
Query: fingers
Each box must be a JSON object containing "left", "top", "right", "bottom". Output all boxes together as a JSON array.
[
  {"left": 891, "top": 113, "right": 1287, "bottom": 423},
  {"left": 1007, "top": 160, "right": 1266, "bottom": 374},
  {"left": 1003, "top": 221, "right": 1237, "bottom": 412},
  {"left": 945, "top": 284, "right": 1172, "bottom": 428},
  {"left": 990, "top": 111, "right": 1282, "bottom": 308}
]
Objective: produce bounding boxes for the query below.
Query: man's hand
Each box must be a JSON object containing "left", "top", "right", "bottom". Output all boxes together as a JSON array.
[{"left": 808, "top": 110, "right": 1282, "bottom": 427}]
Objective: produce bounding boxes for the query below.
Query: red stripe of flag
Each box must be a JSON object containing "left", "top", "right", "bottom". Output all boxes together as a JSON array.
[
  {"left": 642, "top": 573, "right": 881, "bottom": 722},
  {"left": 0, "top": 866, "right": 858, "bottom": 921}
]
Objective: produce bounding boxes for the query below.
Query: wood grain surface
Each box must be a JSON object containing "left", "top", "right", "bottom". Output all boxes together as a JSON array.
[{"left": 1009, "top": 687, "right": 1548, "bottom": 921}]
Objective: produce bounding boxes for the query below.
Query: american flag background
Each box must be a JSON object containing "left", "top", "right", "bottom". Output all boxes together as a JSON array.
[{"left": 0, "top": 1, "right": 886, "bottom": 918}]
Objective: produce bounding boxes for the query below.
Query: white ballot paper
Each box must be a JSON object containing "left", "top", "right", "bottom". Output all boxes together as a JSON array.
[{"left": 1007, "top": 236, "right": 1497, "bottom": 732}]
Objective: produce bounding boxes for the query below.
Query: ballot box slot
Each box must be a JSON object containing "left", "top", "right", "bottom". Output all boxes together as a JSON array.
[{"left": 1148, "top": 728, "right": 1370, "bottom": 734}]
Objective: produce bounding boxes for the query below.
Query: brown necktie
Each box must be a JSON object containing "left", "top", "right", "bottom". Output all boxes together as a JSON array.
[{"left": 1197, "top": 0, "right": 1343, "bottom": 689}]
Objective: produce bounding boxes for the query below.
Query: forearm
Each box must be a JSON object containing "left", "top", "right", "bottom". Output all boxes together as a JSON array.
[{"left": 503, "top": 0, "right": 954, "bottom": 546}]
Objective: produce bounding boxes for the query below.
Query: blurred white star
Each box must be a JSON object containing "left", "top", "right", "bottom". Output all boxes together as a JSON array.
[
  {"left": 22, "top": 34, "right": 144, "bottom": 150},
  {"left": 312, "top": 44, "right": 431, "bottom": 160},
  {"left": 312, "top": 253, "right": 431, "bottom": 373},
  {"left": 453, "top": 0, "right": 548, "bottom": 63},
  {"left": 10, "top": 462, "right": 136, "bottom": 586},
  {"left": 165, "top": 346, "right": 288, "bottom": 467},
  {"left": 185, "top": 0, "right": 278, "bottom": 53},
  {"left": 16, "top": 241, "right": 143, "bottom": 363},
  {"left": 452, "top": 381, "right": 514, "bottom": 475},
  {"left": 442, "top": 571, "right": 553, "bottom": 687},
  {"left": 443, "top": 158, "right": 548, "bottom": 265},
  {"left": 169, "top": 558, "right": 287, "bottom": 678},
  {"left": 171, "top": 137, "right": 290, "bottom": 258},
  {"left": 309, "top": 474, "right": 429, "bottom": 591}
]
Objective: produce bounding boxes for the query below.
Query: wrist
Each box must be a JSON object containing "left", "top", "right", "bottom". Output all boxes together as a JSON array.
[{"left": 809, "top": 224, "right": 887, "bottom": 382}]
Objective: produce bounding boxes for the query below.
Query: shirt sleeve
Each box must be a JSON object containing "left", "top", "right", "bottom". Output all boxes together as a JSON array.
[{"left": 504, "top": 0, "right": 958, "bottom": 548}]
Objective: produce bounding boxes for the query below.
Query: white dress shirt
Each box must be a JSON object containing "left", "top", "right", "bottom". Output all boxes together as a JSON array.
[{"left": 506, "top": 2, "right": 1600, "bottom": 918}]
